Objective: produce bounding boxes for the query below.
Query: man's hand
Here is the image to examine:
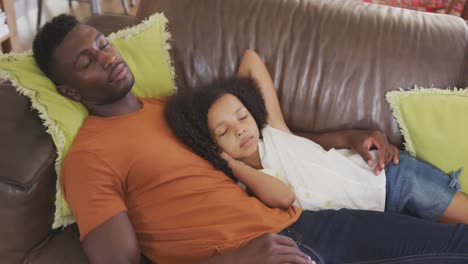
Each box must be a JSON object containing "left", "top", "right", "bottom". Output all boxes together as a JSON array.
[
  {"left": 201, "top": 233, "right": 315, "bottom": 264},
  {"left": 348, "top": 130, "right": 399, "bottom": 175},
  {"left": 237, "top": 233, "right": 315, "bottom": 264}
]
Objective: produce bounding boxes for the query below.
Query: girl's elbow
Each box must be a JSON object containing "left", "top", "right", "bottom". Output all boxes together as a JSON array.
[{"left": 278, "top": 192, "right": 296, "bottom": 210}]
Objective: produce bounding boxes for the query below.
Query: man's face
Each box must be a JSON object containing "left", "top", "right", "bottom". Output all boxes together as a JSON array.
[{"left": 52, "top": 24, "right": 135, "bottom": 104}]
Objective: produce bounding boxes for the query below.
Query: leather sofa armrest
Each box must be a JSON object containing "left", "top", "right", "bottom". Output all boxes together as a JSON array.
[
  {"left": 23, "top": 225, "right": 88, "bottom": 264},
  {"left": 0, "top": 80, "right": 57, "bottom": 263},
  {"left": 23, "top": 224, "right": 153, "bottom": 264}
]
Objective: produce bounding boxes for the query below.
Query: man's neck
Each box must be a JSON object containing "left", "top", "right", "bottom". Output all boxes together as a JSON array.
[{"left": 86, "top": 93, "right": 142, "bottom": 117}]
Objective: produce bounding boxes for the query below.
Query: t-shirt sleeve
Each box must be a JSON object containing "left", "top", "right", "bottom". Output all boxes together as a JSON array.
[{"left": 61, "top": 151, "right": 128, "bottom": 240}]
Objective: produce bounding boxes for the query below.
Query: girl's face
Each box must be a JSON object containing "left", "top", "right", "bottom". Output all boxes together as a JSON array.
[{"left": 207, "top": 94, "right": 260, "bottom": 162}]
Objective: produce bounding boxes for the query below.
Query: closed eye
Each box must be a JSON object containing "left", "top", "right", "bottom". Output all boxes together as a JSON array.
[
  {"left": 100, "top": 42, "right": 110, "bottom": 50},
  {"left": 219, "top": 129, "right": 228, "bottom": 137},
  {"left": 80, "top": 58, "right": 93, "bottom": 69},
  {"left": 82, "top": 43, "right": 108, "bottom": 69},
  {"left": 239, "top": 115, "right": 248, "bottom": 120}
]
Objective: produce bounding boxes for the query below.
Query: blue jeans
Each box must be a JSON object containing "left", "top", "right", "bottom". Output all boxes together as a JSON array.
[
  {"left": 384, "top": 151, "right": 460, "bottom": 221},
  {"left": 279, "top": 210, "right": 468, "bottom": 263}
]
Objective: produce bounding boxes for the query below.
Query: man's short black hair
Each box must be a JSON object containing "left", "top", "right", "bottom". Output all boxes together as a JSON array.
[{"left": 32, "top": 14, "right": 80, "bottom": 84}]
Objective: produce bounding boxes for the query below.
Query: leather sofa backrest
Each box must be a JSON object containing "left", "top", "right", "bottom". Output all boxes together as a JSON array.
[{"left": 136, "top": 0, "right": 468, "bottom": 146}]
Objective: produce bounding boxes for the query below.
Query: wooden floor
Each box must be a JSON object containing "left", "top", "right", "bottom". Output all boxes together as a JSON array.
[{"left": 12, "top": 0, "right": 140, "bottom": 52}]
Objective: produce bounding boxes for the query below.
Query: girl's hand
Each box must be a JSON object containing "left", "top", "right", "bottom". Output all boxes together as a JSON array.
[
  {"left": 220, "top": 151, "right": 236, "bottom": 164},
  {"left": 220, "top": 151, "right": 245, "bottom": 171}
]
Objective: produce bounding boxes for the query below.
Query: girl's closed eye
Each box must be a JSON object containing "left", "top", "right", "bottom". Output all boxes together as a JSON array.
[
  {"left": 239, "top": 108, "right": 249, "bottom": 120},
  {"left": 219, "top": 129, "right": 228, "bottom": 137}
]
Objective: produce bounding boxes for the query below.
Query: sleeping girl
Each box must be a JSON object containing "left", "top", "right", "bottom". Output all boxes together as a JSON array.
[{"left": 164, "top": 50, "right": 468, "bottom": 224}]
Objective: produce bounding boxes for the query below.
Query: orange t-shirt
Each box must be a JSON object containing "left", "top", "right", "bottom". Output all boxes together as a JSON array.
[{"left": 61, "top": 98, "right": 302, "bottom": 263}]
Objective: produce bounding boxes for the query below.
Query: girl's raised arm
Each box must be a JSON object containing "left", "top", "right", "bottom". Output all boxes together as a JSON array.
[{"left": 237, "top": 50, "right": 291, "bottom": 134}]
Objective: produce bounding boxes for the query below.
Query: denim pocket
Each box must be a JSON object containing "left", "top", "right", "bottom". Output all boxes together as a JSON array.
[{"left": 281, "top": 228, "right": 327, "bottom": 264}]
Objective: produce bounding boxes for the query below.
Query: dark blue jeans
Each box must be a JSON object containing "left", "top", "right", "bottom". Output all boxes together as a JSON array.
[{"left": 279, "top": 210, "right": 468, "bottom": 263}]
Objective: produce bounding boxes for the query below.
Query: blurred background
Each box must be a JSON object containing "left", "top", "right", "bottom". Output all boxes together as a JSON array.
[
  {"left": 3, "top": 0, "right": 140, "bottom": 52},
  {"left": 0, "top": 0, "right": 465, "bottom": 53}
]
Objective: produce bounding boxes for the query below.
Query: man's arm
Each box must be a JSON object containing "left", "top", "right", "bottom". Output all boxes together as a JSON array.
[
  {"left": 82, "top": 212, "right": 141, "bottom": 264},
  {"left": 82, "top": 215, "right": 314, "bottom": 264}
]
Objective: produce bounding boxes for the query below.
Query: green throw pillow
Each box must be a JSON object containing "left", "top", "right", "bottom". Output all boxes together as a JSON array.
[
  {"left": 386, "top": 87, "right": 468, "bottom": 193},
  {"left": 0, "top": 13, "right": 176, "bottom": 229}
]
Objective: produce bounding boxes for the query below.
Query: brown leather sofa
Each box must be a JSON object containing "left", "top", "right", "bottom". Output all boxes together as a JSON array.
[{"left": 1, "top": 0, "right": 467, "bottom": 263}]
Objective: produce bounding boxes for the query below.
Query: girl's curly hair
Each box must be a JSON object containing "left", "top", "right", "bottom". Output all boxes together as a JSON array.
[{"left": 165, "top": 77, "right": 267, "bottom": 180}]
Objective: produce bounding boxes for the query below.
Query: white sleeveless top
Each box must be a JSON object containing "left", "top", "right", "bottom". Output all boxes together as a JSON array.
[{"left": 257, "top": 125, "right": 386, "bottom": 212}]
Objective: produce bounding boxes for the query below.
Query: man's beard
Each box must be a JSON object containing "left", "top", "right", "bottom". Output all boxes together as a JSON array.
[{"left": 99, "top": 76, "right": 135, "bottom": 105}]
